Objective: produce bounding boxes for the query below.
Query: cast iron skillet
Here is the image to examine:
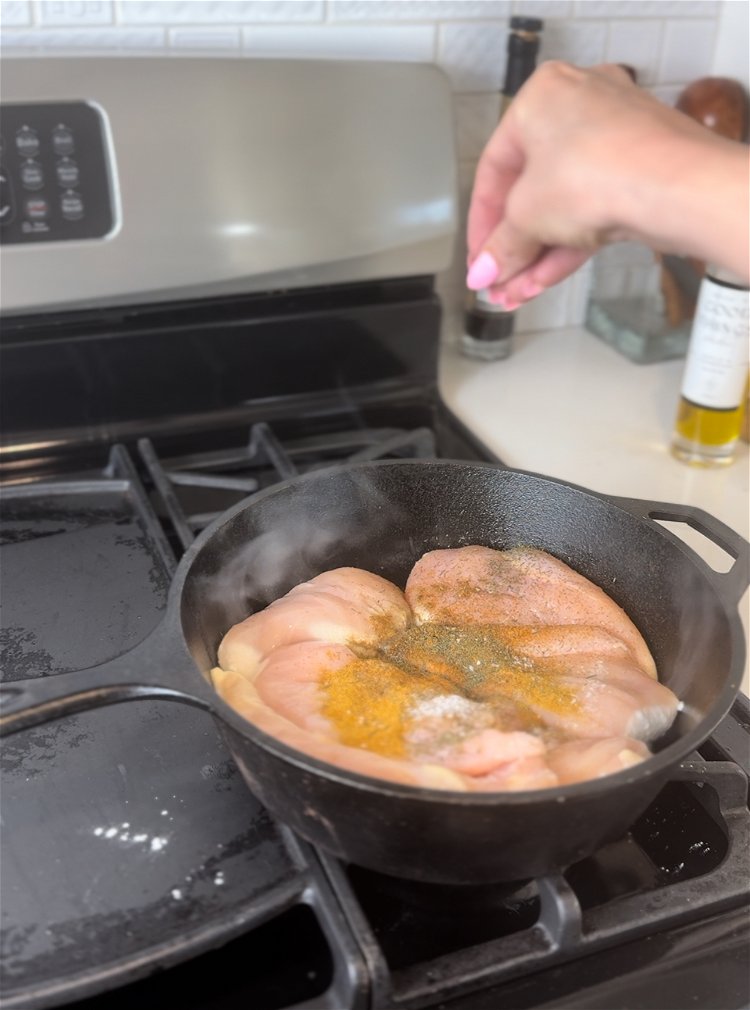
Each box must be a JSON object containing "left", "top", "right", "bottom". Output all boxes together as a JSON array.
[{"left": 1, "top": 461, "right": 747, "bottom": 884}]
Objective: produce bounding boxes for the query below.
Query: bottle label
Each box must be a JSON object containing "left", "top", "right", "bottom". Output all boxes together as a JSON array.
[{"left": 681, "top": 276, "right": 749, "bottom": 409}]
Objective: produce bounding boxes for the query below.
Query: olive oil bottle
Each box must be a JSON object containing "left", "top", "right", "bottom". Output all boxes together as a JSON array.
[{"left": 671, "top": 266, "right": 749, "bottom": 466}]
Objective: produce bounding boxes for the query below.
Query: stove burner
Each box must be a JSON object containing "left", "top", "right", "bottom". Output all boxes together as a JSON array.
[{"left": 138, "top": 421, "right": 437, "bottom": 549}]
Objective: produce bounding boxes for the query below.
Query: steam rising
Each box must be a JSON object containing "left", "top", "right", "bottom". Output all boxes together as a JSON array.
[
  {"left": 205, "top": 521, "right": 342, "bottom": 629},
  {"left": 196, "top": 467, "right": 409, "bottom": 633}
]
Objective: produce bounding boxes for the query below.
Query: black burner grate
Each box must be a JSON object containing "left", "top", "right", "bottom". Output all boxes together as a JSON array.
[
  {"left": 316, "top": 762, "right": 749, "bottom": 1009},
  {"left": 139, "top": 421, "right": 437, "bottom": 550},
  {"left": 0, "top": 446, "right": 367, "bottom": 1010}
]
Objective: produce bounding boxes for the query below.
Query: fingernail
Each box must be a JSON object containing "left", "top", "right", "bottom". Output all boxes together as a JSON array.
[
  {"left": 504, "top": 297, "right": 522, "bottom": 311},
  {"left": 466, "top": 251, "right": 500, "bottom": 291},
  {"left": 520, "top": 279, "right": 544, "bottom": 300},
  {"left": 487, "top": 289, "right": 507, "bottom": 307}
]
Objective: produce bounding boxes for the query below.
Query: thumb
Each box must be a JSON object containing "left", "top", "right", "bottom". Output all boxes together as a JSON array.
[{"left": 466, "top": 217, "right": 543, "bottom": 292}]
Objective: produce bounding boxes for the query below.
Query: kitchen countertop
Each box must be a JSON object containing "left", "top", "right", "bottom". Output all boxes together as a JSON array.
[{"left": 439, "top": 325, "right": 749, "bottom": 694}]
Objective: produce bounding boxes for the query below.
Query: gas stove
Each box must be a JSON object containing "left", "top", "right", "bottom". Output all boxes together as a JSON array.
[
  {"left": 1, "top": 57, "right": 748, "bottom": 1010},
  {"left": 2, "top": 412, "right": 749, "bottom": 1010}
]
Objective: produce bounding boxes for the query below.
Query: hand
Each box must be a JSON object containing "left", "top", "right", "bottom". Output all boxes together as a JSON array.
[{"left": 466, "top": 61, "right": 750, "bottom": 307}]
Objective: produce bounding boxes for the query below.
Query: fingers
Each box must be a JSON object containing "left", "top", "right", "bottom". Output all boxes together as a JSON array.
[
  {"left": 528, "top": 246, "right": 592, "bottom": 288},
  {"left": 496, "top": 246, "right": 593, "bottom": 306},
  {"left": 467, "top": 215, "right": 545, "bottom": 292},
  {"left": 467, "top": 98, "right": 545, "bottom": 290},
  {"left": 467, "top": 125, "right": 542, "bottom": 291},
  {"left": 465, "top": 62, "right": 636, "bottom": 303},
  {"left": 479, "top": 246, "right": 593, "bottom": 310},
  {"left": 466, "top": 113, "right": 524, "bottom": 264}
]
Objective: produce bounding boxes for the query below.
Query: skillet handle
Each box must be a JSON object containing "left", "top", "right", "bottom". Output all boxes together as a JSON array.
[
  {"left": 0, "top": 618, "right": 215, "bottom": 737},
  {"left": 608, "top": 495, "right": 750, "bottom": 606}
]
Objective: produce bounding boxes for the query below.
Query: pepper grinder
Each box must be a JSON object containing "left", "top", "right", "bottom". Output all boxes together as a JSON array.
[{"left": 460, "top": 17, "right": 543, "bottom": 362}]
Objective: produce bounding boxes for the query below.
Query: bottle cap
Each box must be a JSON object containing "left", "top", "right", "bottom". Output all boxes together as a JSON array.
[{"left": 510, "top": 16, "right": 543, "bottom": 31}]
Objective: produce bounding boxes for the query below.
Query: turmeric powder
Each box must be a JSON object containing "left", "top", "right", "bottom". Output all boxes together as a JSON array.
[{"left": 320, "top": 624, "right": 580, "bottom": 759}]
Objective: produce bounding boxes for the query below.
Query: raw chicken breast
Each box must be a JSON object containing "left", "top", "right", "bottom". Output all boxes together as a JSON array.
[
  {"left": 253, "top": 641, "right": 353, "bottom": 735},
  {"left": 445, "top": 624, "right": 679, "bottom": 742},
  {"left": 214, "top": 664, "right": 559, "bottom": 791},
  {"left": 212, "top": 666, "right": 468, "bottom": 791},
  {"left": 212, "top": 545, "right": 676, "bottom": 793},
  {"left": 405, "top": 546, "right": 656, "bottom": 678},
  {"left": 404, "top": 694, "right": 548, "bottom": 778},
  {"left": 526, "top": 653, "right": 678, "bottom": 741},
  {"left": 547, "top": 737, "right": 650, "bottom": 784},
  {"left": 427, "top": 727, "right": 559, "bottom": 791},
  {"left": 437, "top": 729, "right": 545, "bottom": 775},
  {"left": 218, "top": 567, "right": 411, "bottom": 677},
  {"left": 468, "top": 755, "right": 559, "bottom": 792}
]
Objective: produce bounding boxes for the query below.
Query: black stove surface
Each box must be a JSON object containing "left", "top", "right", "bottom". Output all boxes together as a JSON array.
[
  {"left": 1, "top": 282, "right": 749, "bottom": 1010},
  {"left": 1, "top": 421, "right": 749, "bottom": 1010}
]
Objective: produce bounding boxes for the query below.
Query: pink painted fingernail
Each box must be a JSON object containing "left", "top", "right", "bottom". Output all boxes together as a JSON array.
[
  {"left": 487, "top": 289, "right": 507, "bottom": 307},
  {"left": 504, "top": 297, "right": 522, "bottom": 311},
  {"left": 466, "top": 251, "right": 500, "bottom": 291}
]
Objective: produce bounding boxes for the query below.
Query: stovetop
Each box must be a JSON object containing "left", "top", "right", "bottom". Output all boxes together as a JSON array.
[
  {"left": 1, "top": 412, "right": 749, "bottom": 1010},
  {"left": 0, "top": 274, "right": 748, "bottom": 1010}
]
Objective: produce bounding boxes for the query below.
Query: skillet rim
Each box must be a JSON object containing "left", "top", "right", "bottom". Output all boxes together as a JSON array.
[{"left": 175, "top": 458, "right": 746, "bottom": 806}]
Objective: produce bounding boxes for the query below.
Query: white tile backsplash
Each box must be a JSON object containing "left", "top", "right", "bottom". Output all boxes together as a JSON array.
[
  {"left": 168, "top": 26, "right": 240, "bottom": 50},
  {"left": 650, "top": 82, "right": 683, "bottom": 106},
  {"left": 514, "top": 1, "right": 573, "bottom": 18},
  {"left": 0, "top": 1, "right": 31, "bottom": 25},
  {"left": 2, "top": 3, "right": 730, "bottom": 92},
  {"left": 605, "top": 18, "right": 663, "bottom": 85},
  {"left": 116, "top": 1, "right": 324, "bottom": 24},
  {"left": 0, "top": 25, "right": 165, "bottom": 48},
  {"left": 329, "top": 2, "right": 511, "bottom": 21},
  {"left": 37, "top": 2, "right": 113, "bottom": 25},
  {"left": 0, "top": 0, "right": 737, "bottom": 334},
  {"left": 515, "top": 275, "right": 574, "bottom": 333},
  {"left": 659, "top": 18, "right": 717, "bottom": 83},
  {"left": 242, "top": 25, "right": 435, "bottom": 62},
  {"left": 540, "top": 18, "right": 607, "bottom": 66},
  {"left": 575, "top": 1, "right": 719, "bottom": 17},
  {"left": 438, "top": 21, "right": 508, "bottom": 92}
]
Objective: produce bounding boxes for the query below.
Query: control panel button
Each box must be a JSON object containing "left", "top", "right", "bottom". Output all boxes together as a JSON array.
[
  {"left": 16, "top": 127, "right": 40, "bottom": 157},
  {"left": 0, "top": 168, "right": 14, "bottom": 226},
  {"left": 56, "top": 158, "right": 79, "bottom": 187},
  {"left": 2, "top": 102, "right": 113, "bottom": 244},
  {"left": 25, "top": 197, "right": 49, "bottom": 221},
  {"left": 20, "top": 159, "right": 44, "bottom": 190},
  {"left": 60, "top": 190, "right": 84, "bottom": 220},
  {"left": 52, "top": 125, "right": 75, "bottom": 156}
]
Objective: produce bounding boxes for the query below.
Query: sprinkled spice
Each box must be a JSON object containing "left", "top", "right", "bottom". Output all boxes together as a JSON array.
[
  {"left": 319, "top": 658, "right": 415, "bottom": 758},
  {"left": 319, "top": 623, "right": 580, "bottom": 759},
  {"left": 410, "top": 580, "right": 486, "bottom": 622}
]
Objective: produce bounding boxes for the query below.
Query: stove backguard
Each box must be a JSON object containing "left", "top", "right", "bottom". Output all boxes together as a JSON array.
[
  {"left": 1, "top": 277, "right": 447, "bottom": 482},
  {"left": 0, "top": 58, "right": 456, "bottom": 314}
]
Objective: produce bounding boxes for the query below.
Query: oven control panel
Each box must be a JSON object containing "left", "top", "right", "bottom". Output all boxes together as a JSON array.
[{"left": 0, "top": 102, "right": 114, "bottom": 244}]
